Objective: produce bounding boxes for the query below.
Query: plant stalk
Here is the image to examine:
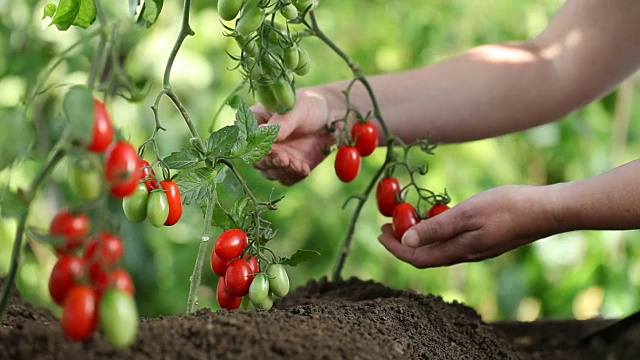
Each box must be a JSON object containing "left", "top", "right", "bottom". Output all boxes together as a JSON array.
[{"left": 186, "top": 192, "right": 216, "bottom": 314}]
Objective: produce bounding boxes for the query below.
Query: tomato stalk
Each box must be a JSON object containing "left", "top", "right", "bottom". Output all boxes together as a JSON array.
[
  {"left": 186, "top": 193, "right": 216, "bottom": 314},
  {"left": 0, "top": 148, "right": 67, "bottom": 319}
]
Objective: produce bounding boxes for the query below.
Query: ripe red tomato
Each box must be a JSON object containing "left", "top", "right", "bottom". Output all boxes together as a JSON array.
[
  {"left": 139, "top": 159, "right": 158, "bottom": 192},
  {"left": 245, "top": 254, "right": 259, "bottom": 274},
  {"left": 160, "top": 180, "right": 183, "bottom": 226},
  {"left": 85, "top": 232, "right": 123, "bottom": 266},
  {"left": 214, "top": 229, "right": 248, "bottom": 260},
  {"left": 49, "top": 210, "right": 90, "bottom": 254},
  {"left": 110, "top": 269, "right": 135, "bottom": 296},
  {"left": 225, "top": 259, "right": 254, "bottom": 296},
  {"left": 61, "top": 285, "right": 98, "bottom": 341},
  {"left": 334, "top": 146, "right": 361, "bottom": 182},
  {"left": 87, "top": 261, "right": 110, "bottom": 295},
  {"left": 216, "top": 277, "right": 242, "bottom": 310},
  {"left": 428, "top": 203, "right": 450, "bottom": 218},
  {"left": 376, "top": 177, "right": 401, "bottom": 217},
  {"left": 351, "top": 121, "right": 378, "bottom": 157},
  {"left": 211, "top": 250, "right": 231, "bottom": 277},
  {"left": 86, "top": 99, "right": 114, "bottom": 153},
  {"left": 392, "top": 202, "right": 419, "bottom": 239},
  {"left": 104, "top": 141, "right": 140, "bottom": 198},
  {"left": 48, "top": 255, "right": 84, "bottom": 305}
]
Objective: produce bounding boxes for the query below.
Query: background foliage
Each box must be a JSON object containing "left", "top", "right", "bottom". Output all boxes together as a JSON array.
[{"left": 1, "top": 0, "right": 639, "bottom": 322}]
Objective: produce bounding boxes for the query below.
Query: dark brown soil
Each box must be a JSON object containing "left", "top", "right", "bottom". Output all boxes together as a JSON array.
[{"left": 1, "top": 277, "right": 639, "bottom": 359}]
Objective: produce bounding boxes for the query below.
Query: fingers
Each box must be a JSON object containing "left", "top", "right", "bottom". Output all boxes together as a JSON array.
[
  {"left": 251, "top": 104, "right": 297, "bottom": 142},
  {"left": 253, "top": 149, "right": 309, "bottom": 185},
  {"left": 400, "top": 206, "right": 472, "bottom": 248}
]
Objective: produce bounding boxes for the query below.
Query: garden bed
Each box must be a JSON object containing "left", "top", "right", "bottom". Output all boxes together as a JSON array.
[{"left": 1, "top": 277, "right": 638, "bottom": 359}]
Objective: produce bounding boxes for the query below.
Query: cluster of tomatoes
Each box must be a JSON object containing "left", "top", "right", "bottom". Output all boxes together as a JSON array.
[
  {"left": 48, "top": 211, "right": 138, "bottom": 347},
  {"left": 47, "top": 98, "right": 139, "bottom": 346},
  {"left": 219, "top": 0, "right": 315, "bottom": 113},
  {"left": 334, "top": 120, "right": 379, "bottom": 182},
  {"left": 121, "top": 159, "right": 183, "bottom": 228},
  {"left": 210, "top": 228, "right": 290, "bottom": 310},
  {"left": 375, "top": 176, "right": 450, "bottom": 239}
]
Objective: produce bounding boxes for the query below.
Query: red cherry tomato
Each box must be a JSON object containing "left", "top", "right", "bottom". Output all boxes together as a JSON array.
[
  {"left": 211, "top": 250, "right": 231, "bottom": 277},
  {"left": 87, "top": 261, "right": 110, "bottom": 295},
  {"left": 351, "top": 121, "right": 378, "bottom": 157},
  {"left": 160, "top": 180, "right": 183, "bottom": 226},
  {"left": 48, "top": 255, "right": 84, "bottom": 305},
  {"left": 214, "top": 229, "right": 248, "bottom": 260},
  {"left": 216, "top": 277, "right": 242, "bottom": 310},
  {"left": 85, "top": 232, "right": 123, "bottom": 266},
  {"left": 110, "top": 269, "right": 135, "bottom": 296},
  {"left": 392, "top": 202, "right": 419, "bottom": 239},
  {"left": 104, "top": 141, "right": 141, "bottom": 198},
  {"left": 139, "top": 159, "right": 158, "bottom": 192},
  {"left": 334, "top": 146, "right": 361, "bottom": 183},
  {"left": 225, "top": 259, "right": 254, "bottom": 296},
  {"left": 49, "top": 210, "right": 90, "bottom": 254},
  {"left": 86, "top": 99, "right": 114, "bottom": 153},
  {"left": 244, "top": 254, "right": 259, "bottom": 274},
  {"left": 376, "top": 177, "right": 401, "bottom": 217},
  {"left": 428, "top": 203, "right": 450, "bottom": 218},
  {"left": 61, "top": 285, "right": 98, "bottom": 341}
]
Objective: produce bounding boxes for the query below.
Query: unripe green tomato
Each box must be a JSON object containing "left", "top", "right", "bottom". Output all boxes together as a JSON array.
[
  {"left": 248, "top": 273, "right": 269, "bottom": 304},
  {"left": 68, "top": 156, "right": 103, "bottom": 201},
  {"left": 266, "top": 264, "right": 289, "bottom": 297},
  {"left": 283, "top": 45, "right": 299, "bottom": 71},
  {"left": 280, "top": 4, "right": 299, "bottom": 20},
  {"left": 99, "top": 289, "right": 139, "bottom": 348},
  {"left": 217, "top": 0, "right": 244, "bottom": 21},
  {"left": 293, "top": 0, "right": 317, "bottom": 13},
  {"left": 236, "top": 0, "right": 265, "bottom": 36},
  {"left": 271, "top": 77, "right": 296, "bottom": 114},
  {"left": 122, "top": 183, "right": 149, "bottom": 223},
  {"left": 234, "top": 35, "right": 258, "bottom": 57},
  {"left": 146, "top": 190, "right": 169, "bottom": 227},
  {"left": 255, "top": 84, "right": 279, "bottom": 112},
  {"left": 243, "top": 58, "right": 263, "bottom": 81},
  {"left": 252, "top": 293, "right": 274, "bottom": 310},
  {"left": 294, "top": 46, "right": 311, "bottom": 76}
]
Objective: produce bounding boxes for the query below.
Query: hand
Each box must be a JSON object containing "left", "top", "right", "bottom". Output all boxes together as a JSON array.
[
  {"left": 378, "top": 185, "right": 561, "bottom": 267},
  {"left": 252, "top": 87, "right": 338, "bottom": 185}
]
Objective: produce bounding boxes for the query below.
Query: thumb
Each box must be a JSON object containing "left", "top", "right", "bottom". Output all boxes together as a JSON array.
[
  {"left": 251, "top": 103, "right": 297, "bottom": 142},
  {"left": 401, "top": 210, "right": 464, "bottom": 248}
]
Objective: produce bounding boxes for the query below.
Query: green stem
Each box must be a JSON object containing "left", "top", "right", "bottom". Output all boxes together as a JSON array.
[
  {"left": 186, "top": 192, "right": 216, "bottom": 314},
  {"left": 0, "top": 148, "right": 67, "bottom": 318},
  {"left": 208, "top": 80, "right": 247, "bottom": 133},
  {"left": 217, "top": 159, "right": 262, "bottom": 242},
  {"left": 164, "top": 0, "right": 195, "bottom": 88}
]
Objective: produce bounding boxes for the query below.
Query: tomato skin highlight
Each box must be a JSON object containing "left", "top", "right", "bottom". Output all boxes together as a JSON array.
[
  {"left": 214, "top": 229, "right": 249, "bottom": 260},
  {"left": 61, "top": 286, "right": 98, "bottom": 341},
  {"left": 225, "top": 259, "right": 254, "bottom": 296},
  {"left": 351, "top": 121, "right": 379, "bottom": 157},
  {"left": 146, "top": 190, "right": 170, "bottom": 227},
  {"left": 428, "top": 203, "right": 450, "bottom": 218},
  {"left": 334, "top": 146, "right": 361, "bottom": 183},
  {"left": 376, "top": 177, "right": 401, "bottom": 217},
  {"left": 110, "top": 269, "right": 136, "bottom": 296},
  {"left": 104, "top": 141, "right": 141, "bottom": 198},
  {"left": 99, "top": 289, "right": 139, "bottom": 348},
  {"left": 216, "top": 277, "right": 242, "bottom": 310},
  {"left": 160, "top": 180, "right": 183, "bottom": 226},
  {"left": 392, "top": 202, "right": 419, "bottom": 239},
  {"left": 49, "top": 210, "right": 90, "bottom": 254},
  {"left": 48, "top": 255, "right": 84, "bottom": 305},
  {"left": 87, "top": 99, "right": 114, "bottom": 153}
]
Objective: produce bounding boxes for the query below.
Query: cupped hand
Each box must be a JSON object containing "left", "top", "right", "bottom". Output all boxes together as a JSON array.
[
  {"left": 252, "top": 87, "right": 339, "bottom": 185},
  {"left": 379, "top": 185, "right": 562, "bottom": 268}
]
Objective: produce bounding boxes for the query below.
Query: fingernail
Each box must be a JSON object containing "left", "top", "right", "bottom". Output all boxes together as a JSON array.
[{"left": 401, "top": 229, "right": 419, "bottom": 247}]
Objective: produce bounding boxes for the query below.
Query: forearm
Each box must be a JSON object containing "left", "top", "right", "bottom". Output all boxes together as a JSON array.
[{"left": 549, "top": 159, "right": 640, "bottom": 233}]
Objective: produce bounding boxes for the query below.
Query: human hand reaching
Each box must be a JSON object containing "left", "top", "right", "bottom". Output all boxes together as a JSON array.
[
  {"left": 252, "top": 87, "right": 342, "bottom": 185},
  {"left": 379, "top": 185, "right": 562, "bottom": 267}
]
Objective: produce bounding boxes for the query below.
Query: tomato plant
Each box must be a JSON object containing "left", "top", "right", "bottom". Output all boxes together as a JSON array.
[
  {"left": 248, "top": 273, "right": 269, "bottom": 305},
  {"left": 122, "top": 183, "right": 149, "bottom": 223},
  {"left": 160, "top": 180, "right": 182, "bottom": 226},
  {"left": 68, "top": 155, "right": 103, "bottom": 201},
  {"left": 334, "top": 146, "right": 361, "bottom": 182},
  {"left": 60, "top": 286, "right": 98, "bottom": 341},
  {"left": 139, "top": 159, "right": 158, "bottom": 192},
  {"left": 392, "top": 202, "right": 420, "bottom": 239},
  {"left": 86, "top": 99, "right": 114, "bottom": 153},
  {"left": 110, "top": 269, "right": 136, "bottom": 296},
  {"left": 104, "top": 141, "right": 140, "bottom": 198},
  {"left": 351, "top": 121, "right": 379, "bottom": 157},
  {"left": 266, "top": 263, "right": 289, "bottom": 298},
  {"left": 214, "top": 229, "right": 248, "bottom": 260}
]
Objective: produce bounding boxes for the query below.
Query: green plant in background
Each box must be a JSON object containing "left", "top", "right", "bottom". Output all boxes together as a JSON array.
[{"left": 0, "top": 0, "right": 639, "bottom": 333}]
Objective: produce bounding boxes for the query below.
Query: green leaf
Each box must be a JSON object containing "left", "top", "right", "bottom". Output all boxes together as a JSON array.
[
  {"left": 163, "top": 149, "right": 201, "bottom": 169},
  {"left": 26, "top": 227, "right": 65, "bottom": 248},
  {"left": 234, "top": 99, "right": 258, "bottom": 143},
  {"left": 136, "top": 0, "right": 164, "bottom": 28},
  {"left": 205, "top": 125, "right": 239, "bottom": 158},
  {"left": 50, "top": 0, "right": 96, "bottom": 30},
  {"left": 63, "top": 85, "right": 94, "bottom": 143},
  {"left": 231, "top": 99, "right": 279, "bottom": 164},
  {"left": 280, "top": 250, "right": 321, "bottom": 267},
  {"left": 0, "top": 190, "right": 28, "bottom": 219},
  {"left": 43, "top": 3, "right": 57, "bottom": 19},
  {"left": 0, "top": 108, "right": 33, "bottom": 171},
  {"left": 178, "top": 167, "right": 225, "bottom": 205}
]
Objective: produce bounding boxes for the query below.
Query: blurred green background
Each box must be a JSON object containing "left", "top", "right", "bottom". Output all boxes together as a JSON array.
[{"left": 1, "top": 0, "right": 639, "bottom": 322}]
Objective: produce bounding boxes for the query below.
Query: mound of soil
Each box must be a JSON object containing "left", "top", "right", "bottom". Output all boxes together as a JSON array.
[{"left": 1, "top": 277, "right": 639, "bottom": 359}]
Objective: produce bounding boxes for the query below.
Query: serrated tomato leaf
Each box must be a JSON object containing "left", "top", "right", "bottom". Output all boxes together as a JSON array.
[
  {"left": 163, "top": 149, "right": 201, "bottom": 169},
  {"left": 178, "top": 167, "right": 226, "bottom": 205},
  {"left": 280, "top": 250, "right": 320, "bottom": 267},
  {"left": 136, "top": 0, "right": 164, "bottom": 28},
  {"left": 49, "top": 0, "right": 96, "bottom": 30},
  {"left": 206, "top": 125, "right": 239, "bottom": 158},
  {"left": 231, "top": 100, "right": 279, "bottom": 164}
]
